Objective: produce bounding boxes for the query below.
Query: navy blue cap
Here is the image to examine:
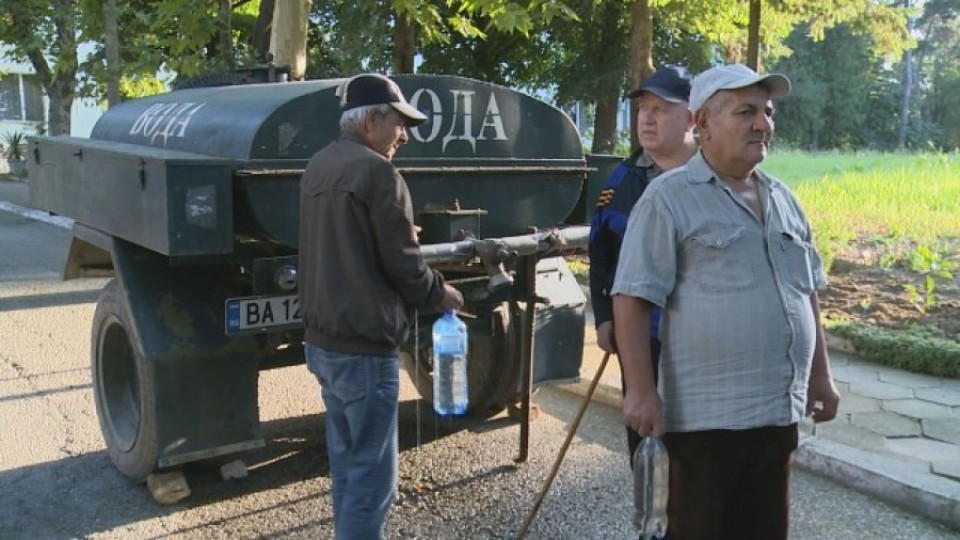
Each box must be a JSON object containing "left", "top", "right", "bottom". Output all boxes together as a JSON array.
[{"left": 626, "top": 65, "right": 693, "bottom": 103}]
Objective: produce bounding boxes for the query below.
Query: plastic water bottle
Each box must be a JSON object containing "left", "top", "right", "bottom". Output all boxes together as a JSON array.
[
  {"left": 432, "top": 310, "right": 468, "bottom": 416},
  {"left": 633, "top": 435, "right": 669, "bottom": 539}
]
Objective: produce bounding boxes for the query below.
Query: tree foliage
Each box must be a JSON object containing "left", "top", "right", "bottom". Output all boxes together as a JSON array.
[
  {"left": 0, "top": 0, "right": 80, "bottom": 135},
  {"left": 2, "top": 0, "right": 958, "bottom": 151},
  {"left": 772, "top": 1, "right": 960, "bottom": 151},
  {"left": 773, "top": 24, "right": 881, "bottom": 150}
]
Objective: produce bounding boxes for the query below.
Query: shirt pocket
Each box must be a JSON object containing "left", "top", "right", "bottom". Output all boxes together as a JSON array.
[
  {"left": 688, "top": 226, "right": 756, "bottom": 294},
  {"left": 778, "top": 232, "right": 815, "bottom": 295}
]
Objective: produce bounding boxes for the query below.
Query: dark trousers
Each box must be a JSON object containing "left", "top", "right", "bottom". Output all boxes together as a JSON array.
[
  {"left": 662, "top": 424, "right": 799, "bottom": 540},
  {"left": 620, "top": 337, "right": 661, "bottom": 467}
]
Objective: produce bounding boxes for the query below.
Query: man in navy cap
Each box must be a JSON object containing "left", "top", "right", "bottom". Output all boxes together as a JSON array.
[
  {"left": 588, "top": 64, "right": 698, "bottom": 467},
  {"left": 299, "top": 73, "right": 463, "bottom": 539}
]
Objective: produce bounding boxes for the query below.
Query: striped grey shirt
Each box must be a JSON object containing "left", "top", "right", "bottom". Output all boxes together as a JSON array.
[{"left": 611, "top": 151, "right": 827, "bottom": 432}]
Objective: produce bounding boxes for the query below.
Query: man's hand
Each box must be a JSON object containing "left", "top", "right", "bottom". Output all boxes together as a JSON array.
[
  {"left": 623, "top": 386, "right": 664, "bottom": 438},
  {"left": 806, "top": 372, "right": 841, "bottom": 423},
  {"left": 436, "top": 283, "right": 464, "bottom": 312},
  {"left": 596, "top": 321, "right": 617, "bottom": 353}
]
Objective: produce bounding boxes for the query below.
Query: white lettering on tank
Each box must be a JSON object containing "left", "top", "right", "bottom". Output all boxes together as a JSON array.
[
  {"left": 165, "top": 103, "right": 205, "bottom": 139},
  {"left": 408, "top": 89, "right": 442, "bottom": 144},
  {"left": 128, "top": 102, "right": 206, "bottom": 145},
  {"left": 129, "top": 103, "right": 167, "bottom": 136},
  {"left": 442, "top": 91, "right": 477, "bottom": 153},
  {"left": 477, "top": 94, "right": 507, "bottom": 142}
]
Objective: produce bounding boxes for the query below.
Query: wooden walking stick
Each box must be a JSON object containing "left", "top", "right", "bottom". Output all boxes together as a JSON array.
[{"left": 515, "top": 351, "right": 612, "bottom": 539}]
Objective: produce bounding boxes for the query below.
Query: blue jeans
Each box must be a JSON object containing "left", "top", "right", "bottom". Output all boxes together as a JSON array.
[{"left": 305, "top": 344, "right": 399, "bottom": 540}]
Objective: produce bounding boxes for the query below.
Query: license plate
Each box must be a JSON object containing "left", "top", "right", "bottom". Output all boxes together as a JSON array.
[{"left": 225, "top": 294, "right": 302, "bottom": 333}]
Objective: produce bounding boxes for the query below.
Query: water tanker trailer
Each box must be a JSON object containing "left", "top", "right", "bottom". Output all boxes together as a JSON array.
[{"left": 28, "top": 74, "right": 591, "bottom": 483}]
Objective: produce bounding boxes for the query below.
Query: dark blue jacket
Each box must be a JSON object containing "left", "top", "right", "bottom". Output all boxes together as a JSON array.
[{"left": 588, "top": 149, "right": 661, "bottom": 338}]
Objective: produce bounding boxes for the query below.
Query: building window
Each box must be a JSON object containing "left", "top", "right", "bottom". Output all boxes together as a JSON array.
[{"left": 0, "top": 74, "right": 44, "bottom": 122}]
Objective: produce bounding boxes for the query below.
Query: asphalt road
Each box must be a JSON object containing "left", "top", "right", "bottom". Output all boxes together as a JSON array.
[{"left": 1, "top": 210, "right": 958, "bottom": 539}]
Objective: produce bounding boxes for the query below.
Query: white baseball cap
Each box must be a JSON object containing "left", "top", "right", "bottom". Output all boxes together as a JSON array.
[{"left": 688, "top": 64, "right": 791, "bottom": 113}]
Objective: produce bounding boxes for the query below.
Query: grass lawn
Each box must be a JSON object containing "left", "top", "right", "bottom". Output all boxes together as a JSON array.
[{"left": 764, "top": 150, "right": 960, "bottom": 247}]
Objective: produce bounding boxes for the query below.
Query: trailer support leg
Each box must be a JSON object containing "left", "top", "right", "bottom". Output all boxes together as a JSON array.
[{"left": 515, "top": 254, "right": 537, "bottom": 463}]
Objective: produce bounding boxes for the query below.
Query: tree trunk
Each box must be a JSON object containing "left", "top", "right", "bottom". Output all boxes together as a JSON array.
[
  {"left": 592, "top": 94, "right": 619, "bottom": 154},
  {"left": 219, "top": 0, "right": 235, "bottom": 69},
  {"left": 8, "top": 0, "right": 77, "bottom": 134},
  {"left": 897, "top": 47, "right": 912, "bottom": 149},
  {"left": 628, "top": 0, "right": 654, "bottom": 152},
  {"left": 43, "top": 0, "right": 78, "bottom": 135},
  {"left": 394, "top": 11, "right": 416, "bottom": 74},
  {"left": 47, "top": 91, "right": 73, "bottom": 138},
  {"left": 897, "top": 0, "right": 914, "bottom": 150},
  {"left": 747, "top": 0, "right": 761, "bottom": 71},
  {"left": 104, "top": 0, "right": 121, "bottom": 107},
  {"left": 254, "top": 0, "right": 276, "bottom": 62},
  {"left": 270, "top": 0, "right": 311, "bottom": 79}
]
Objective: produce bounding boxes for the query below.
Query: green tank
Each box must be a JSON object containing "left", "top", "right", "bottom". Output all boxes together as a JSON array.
[{"left": 28, "top": 74, "right": 590, "bottom": 484}]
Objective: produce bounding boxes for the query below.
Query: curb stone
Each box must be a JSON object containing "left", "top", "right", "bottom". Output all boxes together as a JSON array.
[{"left": 794, "top": 435, "right": 960, "bottom": 530}]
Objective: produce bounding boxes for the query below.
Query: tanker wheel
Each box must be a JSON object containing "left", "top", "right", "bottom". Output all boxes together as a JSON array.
[
  {"left": 91, "top": 279, "right": 158, "bottom": 481},
  {"left": 406, "top": 303, "right": 521, "bottom": 417}
]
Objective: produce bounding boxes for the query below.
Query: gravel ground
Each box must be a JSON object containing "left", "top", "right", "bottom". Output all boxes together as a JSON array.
[{"left": 1, "top": 207, "right": 957, "bottom": 539}]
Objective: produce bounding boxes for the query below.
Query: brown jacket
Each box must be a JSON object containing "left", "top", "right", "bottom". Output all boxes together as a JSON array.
[{"left": 298, "top": 133, "right": 445, "bottom": 355}]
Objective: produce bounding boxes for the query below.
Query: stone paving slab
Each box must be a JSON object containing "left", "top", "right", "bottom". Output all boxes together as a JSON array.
[
  {"left": 923, "top": 418, "right": 960, "bottom": 445},
  {"left": 832, "top": 364, "right": 882, "bottom": 384},
  {"left": 917, "top": 387, "right": 960, "bottom": 408},
  {"left": 806, "top": 419, "right": 889, "bottom": 452},
  {"left": 933, "top": 461, "right": 960, "bottom": 482},
  {"left": 885, "top": 399, "right": 955, "bottom": 419},
  {"left": 850, "top": 379, "right": 915, "bottom": 400},
  {"left": 851, "top": 411, "right": 922, "bottom": 437},
  {"left": 881, "top": 370, "right": 950, "bottom": 388},
  {"left": 838, "top": 393, "right": 881, "bottom": 414},
  {"left": 887, "top": 437, "right": 960, "bottom": 463}
]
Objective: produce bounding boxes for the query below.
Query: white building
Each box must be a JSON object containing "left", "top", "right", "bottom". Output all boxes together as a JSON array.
[
  {"left": 1, "top": 44, "right": 102, "bottom": 174},
  {"left": 1, "top": 44, "right": 103, "bottom": 141}
]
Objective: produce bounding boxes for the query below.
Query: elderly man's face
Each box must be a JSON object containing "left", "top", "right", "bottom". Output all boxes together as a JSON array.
[
  {"left": 700, "top": 85, "right": 775, "bottom": 171},
  {"left": 365, "top": 108, "right": 409, "bottom": 160},
  {"left": 636, "top": 92, "right": 693, "bottom": 155}
]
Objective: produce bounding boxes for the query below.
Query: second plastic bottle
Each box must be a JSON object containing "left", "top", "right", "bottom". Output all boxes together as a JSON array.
[
  {"left": 432, "top": 310, "right": 468, "bottom": 416},
  {"left": 633, "top": 435, "right": 669, "bottom": 539}
]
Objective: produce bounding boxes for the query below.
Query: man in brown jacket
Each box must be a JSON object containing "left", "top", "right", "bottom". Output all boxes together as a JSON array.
[{"left": 299, "top": 73, "right": 462, "bottom": 539}]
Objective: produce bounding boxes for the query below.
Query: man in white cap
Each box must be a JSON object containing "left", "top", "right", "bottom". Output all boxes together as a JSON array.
[
  {"left": 611, "top": 64, "right": 840, "bottom": 539},
  {"left": 299, "top": 73, "right": 463, "bottom": 539}
]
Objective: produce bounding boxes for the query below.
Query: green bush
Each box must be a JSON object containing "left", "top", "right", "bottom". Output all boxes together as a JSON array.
[
  {"left": 2, "top": 130, "right": 26, "bottom": 161},
  {"left": 828, "top": 321, "right": 960, "bottom": 379}
]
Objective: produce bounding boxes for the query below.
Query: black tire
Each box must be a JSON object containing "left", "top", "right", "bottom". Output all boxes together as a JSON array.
[
  {"left": 404, "top": 303, "right": 521, "bottom": 417},
  {"left": 91, "top": 279, "right": 158, "bottom": 481}
]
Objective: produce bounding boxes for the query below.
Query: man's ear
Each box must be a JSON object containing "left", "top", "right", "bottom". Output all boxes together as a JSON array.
[
  {"left": 362, "top": 108, "right": 384, "bottom": 133},
  {"left": 694, "top": 109, "right": 709, "bottom": 137}
]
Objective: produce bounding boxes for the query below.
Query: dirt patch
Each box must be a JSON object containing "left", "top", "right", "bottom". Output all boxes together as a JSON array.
[
  {"left": 818, "top": 242, "right": 960, "bottom": 341},
  {"left": 569, "top": 239, "right": 960, "bottom": 343}
]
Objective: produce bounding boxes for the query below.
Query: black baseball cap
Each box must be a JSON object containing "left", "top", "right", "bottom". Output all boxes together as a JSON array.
[
  {"left": 337, "top": 73, "right": 428, "bottom": 126},
  {"left": 626, "top": 65, "right": 693, "bottom": 103}
]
